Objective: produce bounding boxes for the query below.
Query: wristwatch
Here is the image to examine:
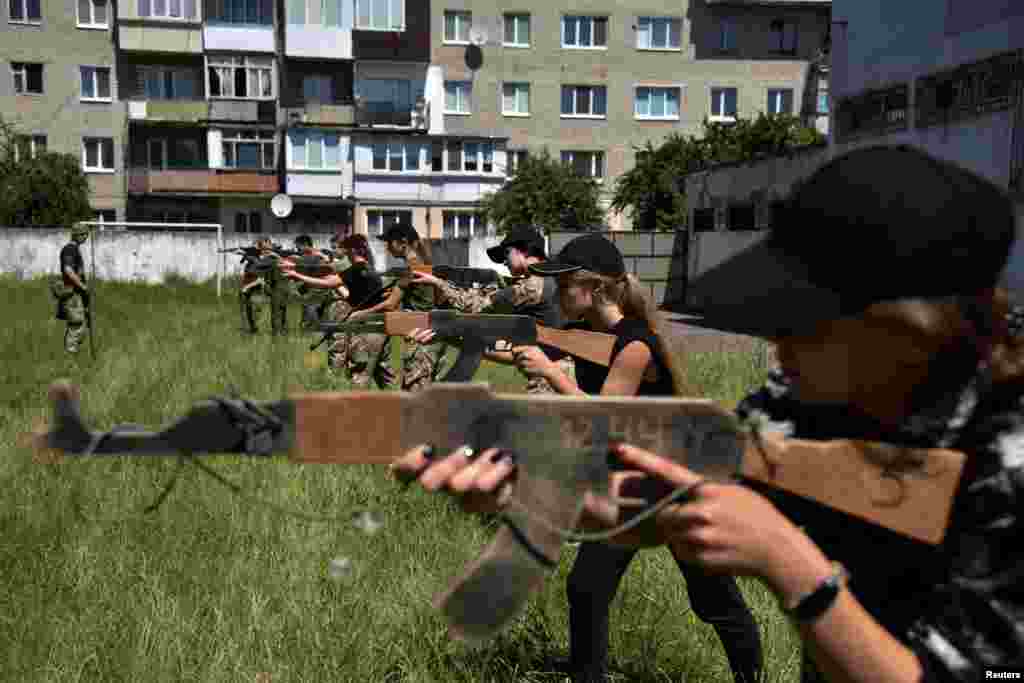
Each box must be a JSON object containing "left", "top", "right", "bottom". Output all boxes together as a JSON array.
[{"left": 784, "top": 561, "right": 849, "bottom": 623}]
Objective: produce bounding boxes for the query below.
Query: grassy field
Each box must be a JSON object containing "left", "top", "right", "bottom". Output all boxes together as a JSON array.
[{"left": 0, "top": 274, "right": 800, "bottom": 683}]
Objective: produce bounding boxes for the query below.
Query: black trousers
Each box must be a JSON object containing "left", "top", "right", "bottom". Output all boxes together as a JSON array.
[{"left": 567, "top": 542, "right": 763, "bottom": 683}]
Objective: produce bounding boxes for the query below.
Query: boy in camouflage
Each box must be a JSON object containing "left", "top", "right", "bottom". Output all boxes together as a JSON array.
[
  {"left": 280, "top": 236, "right": 351, "bottom": 370},
  {"left": 57, "top": 224, "right": 91, "bottom": 353},
  {"left": 337, "top": 234, "right": 395, "bottom": 389},
  {"left": 411, "top": 225, "right": 573, "bottom": 393}
]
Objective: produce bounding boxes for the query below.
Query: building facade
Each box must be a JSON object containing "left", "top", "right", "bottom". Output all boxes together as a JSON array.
[{"left": 2, "top": 0, "right": 830, "bottom": 235}]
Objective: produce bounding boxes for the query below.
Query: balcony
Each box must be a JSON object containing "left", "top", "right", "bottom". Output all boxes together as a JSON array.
[
  {"left": 203, "top": 23, "right": 275, "bottom": 52},
  {"left": 118, "top": 23, "right": 204, "bottom": 53},
  {"left": 285, "top": 25, "right": 352, "bottom": 60},
  {"left": 128, "top": 99, "right": 209, "bottom": 123},
  {"left": 128, "top": 168, "right": 278, "bottom": 194},
  {"left": 353, "top": 97, "right": 429, "bottom": 129},
  {"left": 283, "top": 102, "right": 355, "bottom": 126}
]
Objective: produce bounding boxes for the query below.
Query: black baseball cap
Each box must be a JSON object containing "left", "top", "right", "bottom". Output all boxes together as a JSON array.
[
  {"left": 380, "top": 221, "right": 419, "bottom": 242},
  {"left": 486, "top": 225, "right": 547, "bottom": 263},
  {"left": 529, "top": 233, "right": 625, "bottom": 277},
  {"left": 674, "top": 145, "right": 1017, "bottom": 339}
]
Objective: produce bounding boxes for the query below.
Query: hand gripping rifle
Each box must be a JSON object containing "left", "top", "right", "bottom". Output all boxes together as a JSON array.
[
  {"left": 312, "top": 311, "right": 617, "bottom": 381},
  {"left": 32, "top": 382, "right": 965, "bottom": 642},
  {"left": 379, "top": 265, "right": 505, "bottom": 289}
]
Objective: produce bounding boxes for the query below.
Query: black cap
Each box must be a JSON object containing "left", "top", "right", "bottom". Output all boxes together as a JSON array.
[
  {"left": 529, "top": 233, "right": 625, "bottom": 277},
  {"left": 486, "top": 225, "right": 547, "bottom": 263},
  {"left": 380, "top": 221, "right": 420, "bottom": 242},
  {"left": 678, "top": 145, "right": 1017, "bottom": 339}
]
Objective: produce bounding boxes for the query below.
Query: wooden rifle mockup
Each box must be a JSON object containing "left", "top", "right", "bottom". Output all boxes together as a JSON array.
[{"left": 32, "top": 382, "right": 965, "bottom": 642}]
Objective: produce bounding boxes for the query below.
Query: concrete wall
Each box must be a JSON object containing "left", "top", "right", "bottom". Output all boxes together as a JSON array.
[{"left": 0, "top": 228, "right": 510, "bottom": 283}]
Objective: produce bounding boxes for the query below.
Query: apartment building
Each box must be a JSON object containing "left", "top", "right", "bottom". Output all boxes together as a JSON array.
[
  {"left": 431, "top": 0, "right": 831, "bottom": 231},
  {"left": 1, "top": 0, "right": 125, "bottom": 223}
]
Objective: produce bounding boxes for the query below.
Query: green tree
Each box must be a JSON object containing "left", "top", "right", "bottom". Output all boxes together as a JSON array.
[
  {"left": 0, "top": 115, "right": 93, "bottom": 228},
  {"left": 480, "top": 148, "right": 605, "bottom": 234},
  {"left": 612, "top": 113, "right": 826, "bottom": 231}
]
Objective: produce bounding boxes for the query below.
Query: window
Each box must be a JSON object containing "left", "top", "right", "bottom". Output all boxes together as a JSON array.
[
  {"left": 235, "top": 212, "right": 262, "bottom": 233},
  {"left": 138, "top": 0, "right": 198, "bottom": 20},
  {"left": 502, "top": 82, "right": 529, "bottom": 116},
  {"left": 204, "top": 0, "right": 269, "bottom": 23},
  {"left": 442, "top": 211, "right": 489, "bottom": 238},
  {"left": 302, "top": 74, "right": 334, "bottom": 104},
  {"left": 503, "top": 13, "right": 529, "bottom": 46},
  {"left": 367, "top": 209, "right": 412, "bottom": 236},
  {"left": 142, "top": 67, "right": 199, "bottom": 99},
  {"left": 770, "top": 19, "right": 797, "bottom": 55},
  {"left": 80, "top": 66, "right": 112, "bottom": 101},
  {"left": 207, "top": 55, "right": 273, "bottom": 99},
  {"left": 728, "top": 204, "right": 756, "bottom": 231},
  {"left": 561, "top": 85, "right": 607, "bottom": 117},
  {"left": 817, "top": 76, "right": 829, "bottom": 114},
  {"left": 692, "top": 208, "right": 715, "bottom": 233},
  {"left": 94, "top": 209, "right": 116, "bottom": 224},
  {"left": 766, "top": 88, "right": 793, "bottom": 115},
  {"left": 718, "top": 17, "right": 736, "bottom": 52},
  {"left": 710, "top": 87, "right": 737, "bottom": 119},
  {"left": 78, "top": 0, "right": 108, "bottom": 26},
  {"left": 436, "top": 141, "right": 494, "bottom": 174},
  {"left": 355, "top": 0, "right": 403, "bottom": 30},
  {"left": 13, "top": 134, "right": 46, "bottom": 161},
  {"left": 9, "top": 0, "right": 41, "bottom": 22},
  {"left": 635, "top": 86, "right": 680, "bottom": 119},
  {"left": 287, "top": 0, "right": 341, "bottom": 26},
  {"left": 289, "top": 130, "right": 341, "bottom": 169},
  {"left": 222, "top": 129, "right": 275, "bottom": 169},
  {"left": 444, "top": 80, "right": 471, "bottom": 114},
  {"left": 636, "top": 17, "right": 680, "bottom": 50},
  {"left": 82, "top": 137, "right": 114, "bottom": 172},
  {"left": 358, "top": 78, "right": 412, "bottom": 111},
  {"left": 371, "top": 140, "right": 419, "bottom": 172},
  {"left": 506, "top": 149, "right": 527, "bottom": 176},
  {"left": 443, "top": 10, "right": 470, "bottom": 44},
  {"left": 11, "top": 62, "right": 43, "bottom": 94},
  {"left": 561, "top": 150, "right": 604, "bottom": 179},
  {"left": 562, "top": 15, "right": 606, "bottom": 48}
]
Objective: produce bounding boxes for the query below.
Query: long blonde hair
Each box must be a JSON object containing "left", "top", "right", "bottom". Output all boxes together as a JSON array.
[{"left": 567, "top": 269, "right": 688, "bottom": 395}]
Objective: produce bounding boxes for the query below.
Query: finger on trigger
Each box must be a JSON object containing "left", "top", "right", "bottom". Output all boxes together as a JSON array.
[
  {"left": 449, "top": 447, "right": 499, "bottom": 492},
  {"left": 475, "top": 456, "right": 516, "bottom": 492},
  {"left": 613, "top": 443, "right": 698, "bottom": 487},
  {"left": 418, "top": 446, "right": 474, "bottom": 491}
]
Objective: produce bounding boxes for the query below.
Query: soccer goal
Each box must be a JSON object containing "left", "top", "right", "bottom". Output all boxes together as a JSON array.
[{"left": 73, "top": 220, "right": 226, "bottom": 297}]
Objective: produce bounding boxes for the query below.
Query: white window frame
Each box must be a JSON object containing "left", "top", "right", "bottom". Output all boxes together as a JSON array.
[
  {"left": 561, "top": 15, "right": 607, "bottom": 49},
  {"left": 82, "top": 137, "right": 115, "bottom": 173},
  {"left": 12, "top": 134, "right": 46, "bottom": 162},
  {"left": 561, "top": 150, "right": 605, "bottom": 180},
  {"left": 442, "top": 210, "right": 490, "bottom": 238},
  {"left": 502, "top": 82, "right": 530, "bottom": 117},
  {"left": 437, "top": 140, "right": 495, "bottom": 175},
  {"left": 370, "top": 140, "right": 420, "bottom": 173},
  {"left": 206, "top": 55, "right": 274, "bottom": 100},
  {"left": 80, "top": 65, "right": 113, "bottom": 102},
  {"left": 718, "top": 16, "right": 736, "bottom": 52},
  {"left": 221, "top": 129, "right": 276, "bottom": 170},
  {"left": 444, "top": 80, "right": 472, "bottom": 115},
  {"left": 366, "top": 209, "right": 413, "bottom": 236},
  {"left": 503, "top": 13, "right": 529, "bottom": 47},
  {"left": 288, "top": 130, "right": 341, "bottom": 170},
  {"left": 634, "top": 85, "right": 681, "bottom": 120},
  {"left": 77, "top": 0, "right": 109, "bottom": 28},
  {"left": 137, "top": 0, "right": 199, "bottom": 21},
  {"left": 636, "top": 16, "right": 680, "bottom": 51},
  {"left": 560, "top": 84, "right": 607, "bottom": 119},
  {"left": 355, "top": 0, "right": 403, "bottom": 31},
  {"left": 766, "top": 88, "right": 793, "bottom": 115},
  {"left": 506, "top": 148, "right": 527, "bottom": 176},
  {"left": 443, "top": 10, "right": 470, "bottom": 45},
  {"left": 710, "top": 87, "right": 738, "bottom": 121},
  {"left": 147, "top": 138, "right": 168, "bottom": 169},
  {"left": 8, "top": 0, "right": 41, "bottom": 23},
  {"left": 11, "top": 62, "right": 43, "bottom": 95},
  {"left": 287, "top": 0, "right": 341, "bottom": 27}
]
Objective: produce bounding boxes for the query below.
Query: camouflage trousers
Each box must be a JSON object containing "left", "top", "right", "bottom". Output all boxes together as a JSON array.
[
  {"left": 347, "top": 332, "right": 397, "bottom": 390},
  {"left": 524, "top": 356, "right": 576, "bottom": 394},
  {"left": 322, "top": 299, "right": 353, "bottom": 377},
  {"left": 63, "top": 292, "right": 87, "bottom": 354},
  {"left": 400, "top": 340, "right": 448, "bottom": 392}
]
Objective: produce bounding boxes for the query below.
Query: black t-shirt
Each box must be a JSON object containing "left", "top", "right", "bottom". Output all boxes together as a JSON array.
[
  {"left": 60, "top": 242, "right": 85, "bottom": 286},
  {"left": 342, "top": 262, "right": 385, "bottom": 308},
  {"left": 572, "top": 317, "right": 675, "bottom": 396}
]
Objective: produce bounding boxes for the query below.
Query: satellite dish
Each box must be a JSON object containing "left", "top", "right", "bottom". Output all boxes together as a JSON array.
[
  {"left": 469, "top": 26, "right": 488, "bottom": 46},
  {"left": 270, "top": 194, "right": 293, "bottom": 219}
]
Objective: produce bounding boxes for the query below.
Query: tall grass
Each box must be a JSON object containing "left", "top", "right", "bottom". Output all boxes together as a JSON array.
[{"left": 0, "top": 275, "right": 796, "bottom": 683}]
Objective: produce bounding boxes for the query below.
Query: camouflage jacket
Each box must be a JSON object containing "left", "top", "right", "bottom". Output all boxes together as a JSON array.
[
  {"left": 434, "top": 274, "right": 563, "bottom": 328},
  {"left": 736, "top": 364, "right": 1024, "bottom": 682}
]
